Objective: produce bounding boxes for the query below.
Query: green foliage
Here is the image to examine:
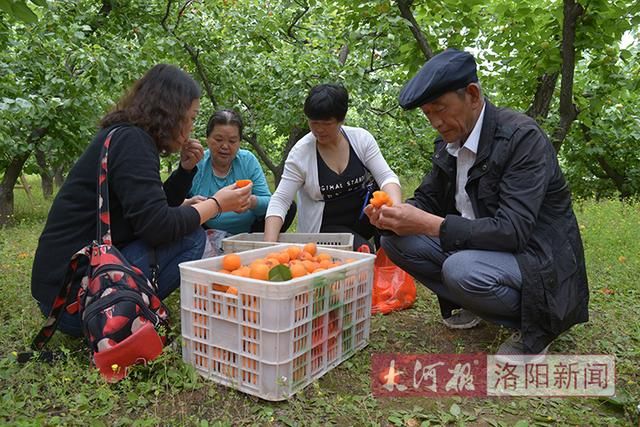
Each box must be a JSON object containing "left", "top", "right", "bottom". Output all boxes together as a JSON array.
[
  {"left": 562, "top": 41, "right": 640, "bottom": 198},
  {"left": 0, "top": 0, "right": 43, "bottom": 24},
  {"left": 2, "top": 0, "right": 640, "bottom": 212},
  {"left": 0, "top": 0, "right": 191, "bottom": 178}
]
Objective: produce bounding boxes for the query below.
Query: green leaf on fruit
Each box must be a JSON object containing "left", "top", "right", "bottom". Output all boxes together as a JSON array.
[{"left": 269, "top": 264, "right": 292, "bottom": 282}]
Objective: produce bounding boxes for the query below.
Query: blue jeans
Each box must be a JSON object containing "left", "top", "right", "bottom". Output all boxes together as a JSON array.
[
  {"left": 381, "top": 234, "right": 522, "bottom": 329},
  {"left": 38, "top": 228, "right": 206, "bottom": 337}
]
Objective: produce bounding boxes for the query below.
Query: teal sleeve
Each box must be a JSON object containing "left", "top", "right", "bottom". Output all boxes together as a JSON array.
[{"left": 188, "top": 156, "right": 209, "bottom": 198}]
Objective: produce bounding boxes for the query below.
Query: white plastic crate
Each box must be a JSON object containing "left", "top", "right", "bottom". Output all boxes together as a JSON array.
[
  {"left": 179, "top": 244, "right": 375, "bottom": 401},
  {"left": 222, "top": 232, "right": 354, "bottom": 253}
]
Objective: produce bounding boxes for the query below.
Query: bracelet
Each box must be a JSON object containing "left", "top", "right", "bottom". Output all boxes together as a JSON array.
[{"left": 208, "top": 196, "right": 222, "bottom": 220}]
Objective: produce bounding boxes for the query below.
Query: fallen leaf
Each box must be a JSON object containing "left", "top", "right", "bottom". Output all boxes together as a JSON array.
[
  {"left": 405, "top": 418, "right": 419, "bottom": 427},
  {"left": 450, "top": 403, "right": 461, "bottom": 417},
  {"left": 600, "top": 288, "right": 615, "bottom": 295},
  {"left": 618, "top": 256, "right": 626, "bottom": 263}
]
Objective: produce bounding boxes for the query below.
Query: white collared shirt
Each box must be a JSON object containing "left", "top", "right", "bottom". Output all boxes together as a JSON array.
[{"left": 445, "top": 104, "right": 486, "bottom": 219}]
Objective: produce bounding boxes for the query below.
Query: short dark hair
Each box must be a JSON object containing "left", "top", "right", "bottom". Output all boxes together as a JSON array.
[
  {"left": 303, "top": 84, "right": 349, "bottom": 122},
  {"left": 100, "top": 64, "right": 201, "bottom": 154},
  {"left": 206, "top": 109, "right": 244, "bottom": 139}
]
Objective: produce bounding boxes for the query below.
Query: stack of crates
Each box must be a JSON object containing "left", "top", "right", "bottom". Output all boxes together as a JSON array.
[{"left": 179, "top": 243, "right": 375, "bottom": 401}]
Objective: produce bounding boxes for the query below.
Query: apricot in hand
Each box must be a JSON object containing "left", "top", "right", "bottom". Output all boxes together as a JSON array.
[{"left": 369, "top": 190, "right": 393, "bottom": 208}]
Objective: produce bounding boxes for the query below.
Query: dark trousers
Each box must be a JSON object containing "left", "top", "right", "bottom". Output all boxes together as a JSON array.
[
  {"left": 250, "top": 201, "right": 297, "bottom": 233},
  {"left": 38, "top": 228, "right": 206, "bottom": 337},
  {"left": 381, "top": 234, "right": 522, "bottom": 329}
]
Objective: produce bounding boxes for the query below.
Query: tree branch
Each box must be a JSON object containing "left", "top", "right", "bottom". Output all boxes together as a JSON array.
[
  {"left": 236, "top": 95, "right": 279, "bottom": 177},
  {"left": 580, "top": 123, "right": 629, "bottom": 198},
  {"left": 338, "top": 44, "right": 349, "bottom": 65},
  {"left": 175, "top": 0, "right": 194, "bottom": 31},
  {"left": 86, "top": 0, "right": 114, "bottom": 36},
  {"left": 585, "top": 164, "right": 607, "bottom": 179},
  {"left": 368, "top": 106, "right": 400, "bottom": 117},
  {"left": 243, "top": 133, "right": 278, "bottom": 175},
  {"left": 551, "top": 0, "right": 583, "bottom": 152},
  {"left": 98, "top": 0, "right": 112, "bottom": 16},
  {"left": 595, "top": 155, "right": 629, "bottom": 197},
  {"left": 366, "top": 63, "right": 401, "bottom": 74},
  {"left": 526, "top": 72, "right": 559, "bottom": 120},
  {"left": 287, "top": 4, "right": 310, "bottom": 41},
  {"left": 396, "top": 0, "right": 434, "bottom": 60},
  {"left": 369, "top": 34, "right": 380, "bottom": 72},
  {"left": 365, "top": 33, "right": 399, "bottom": 73},
  {"left": 259, "top": 35, "right": 276, "bottom": 52},
  {"left": 161, "top": 0, "right": 217, "bottom": 108},
  {"left": 161, "top": 0, "right": 173, "bottom": 30}
]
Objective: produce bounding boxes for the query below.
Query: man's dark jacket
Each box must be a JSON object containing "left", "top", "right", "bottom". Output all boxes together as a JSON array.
[{"left": 408, "top": 100, "right": 589, "bottom": 353}]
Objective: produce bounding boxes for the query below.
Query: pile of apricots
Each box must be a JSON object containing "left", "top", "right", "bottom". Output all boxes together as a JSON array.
[{"left": 214, "top": 243, "right": 355, "bottom": 289}]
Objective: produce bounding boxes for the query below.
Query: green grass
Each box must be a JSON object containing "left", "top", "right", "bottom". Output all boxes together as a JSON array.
[{"left": 0, "top": 176, "right": 638, "bottom": 426}]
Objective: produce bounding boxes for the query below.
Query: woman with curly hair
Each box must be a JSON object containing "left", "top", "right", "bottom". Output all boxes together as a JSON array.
[{"left": 31, "top": 64, "right": 252, "bottom": 337}]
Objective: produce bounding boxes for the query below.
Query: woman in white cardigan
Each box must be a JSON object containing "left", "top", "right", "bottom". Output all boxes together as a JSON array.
[{"left": 265, "top": 84, "right": 401, "bottom": 250}]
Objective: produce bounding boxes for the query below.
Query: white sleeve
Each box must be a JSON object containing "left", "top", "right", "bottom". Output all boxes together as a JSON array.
[
  {"left": 266, "top": 150, "right": 304, "bottom": 220},
  {"left": 360, "top": 131, "right": 401, "bottom": 188}
]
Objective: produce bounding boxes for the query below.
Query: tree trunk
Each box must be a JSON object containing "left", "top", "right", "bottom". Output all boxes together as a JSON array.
[
  {"left": 274, "top": 126, "right": 308, "bottom": 186},
  {"left": 35, "top": 147, "right": 54, "bottom": 199},
  {"left": 41, "top": 174, "right": 54, "bottom": 199},
  {"left": 527, "top": 72, "right": 559, "bottom": 120},
  {"left": 53, "top": 166, "right": 65, "bottom": 188},
  {"left": 0, "top": 152, "right": 32, "bottom": 225},
  {"left": 551, "top": 0, "right": 584, "bottom": 152},
  {"left": 0, "top": 128, "right": 47, "bottom": 224}
]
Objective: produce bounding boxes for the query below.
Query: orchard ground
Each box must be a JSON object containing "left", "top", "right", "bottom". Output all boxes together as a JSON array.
[{"left": 0, "top": 176, "right": 638, "bottom": 426}]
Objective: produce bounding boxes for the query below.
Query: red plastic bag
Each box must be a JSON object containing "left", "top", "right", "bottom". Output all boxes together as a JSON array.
[{"left": 358, "top": 245, "right": 416, "bottom": 314}]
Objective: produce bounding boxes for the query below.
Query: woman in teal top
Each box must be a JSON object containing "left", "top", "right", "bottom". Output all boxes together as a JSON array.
[{"left": 189, "top": 110, "right": 295, "bottom": 235}]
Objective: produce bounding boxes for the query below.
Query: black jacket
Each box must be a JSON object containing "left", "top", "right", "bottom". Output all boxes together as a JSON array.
[
  {"left": 408, "top": 101, "right": 589, "bottom": 353},
  {"left": 31, "top": 125, "right": 201, "bottom": 307}
]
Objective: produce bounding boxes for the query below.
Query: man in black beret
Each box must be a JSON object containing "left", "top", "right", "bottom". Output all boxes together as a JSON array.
[{"left": 365, "top": 48, "right": 588, "bottom": 362}]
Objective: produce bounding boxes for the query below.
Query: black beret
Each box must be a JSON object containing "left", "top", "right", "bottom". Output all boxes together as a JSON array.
[{"left": 399, "top": 48, "right": 478, "bottom": 110}]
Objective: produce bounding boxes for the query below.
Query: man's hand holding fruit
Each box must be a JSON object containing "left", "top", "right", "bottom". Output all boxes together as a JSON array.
[{"left": 364, "top": 190, "right": 444, "bottom": 237}]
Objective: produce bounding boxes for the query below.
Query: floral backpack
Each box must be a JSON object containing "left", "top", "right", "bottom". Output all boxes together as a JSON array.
[{"left": 30, "top": 127, "right": 170, "bottom": 381}]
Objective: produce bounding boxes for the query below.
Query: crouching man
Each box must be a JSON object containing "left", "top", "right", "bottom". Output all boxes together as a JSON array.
[{"left": 365, "top": 48, "right": 589, "bottom": 361}]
